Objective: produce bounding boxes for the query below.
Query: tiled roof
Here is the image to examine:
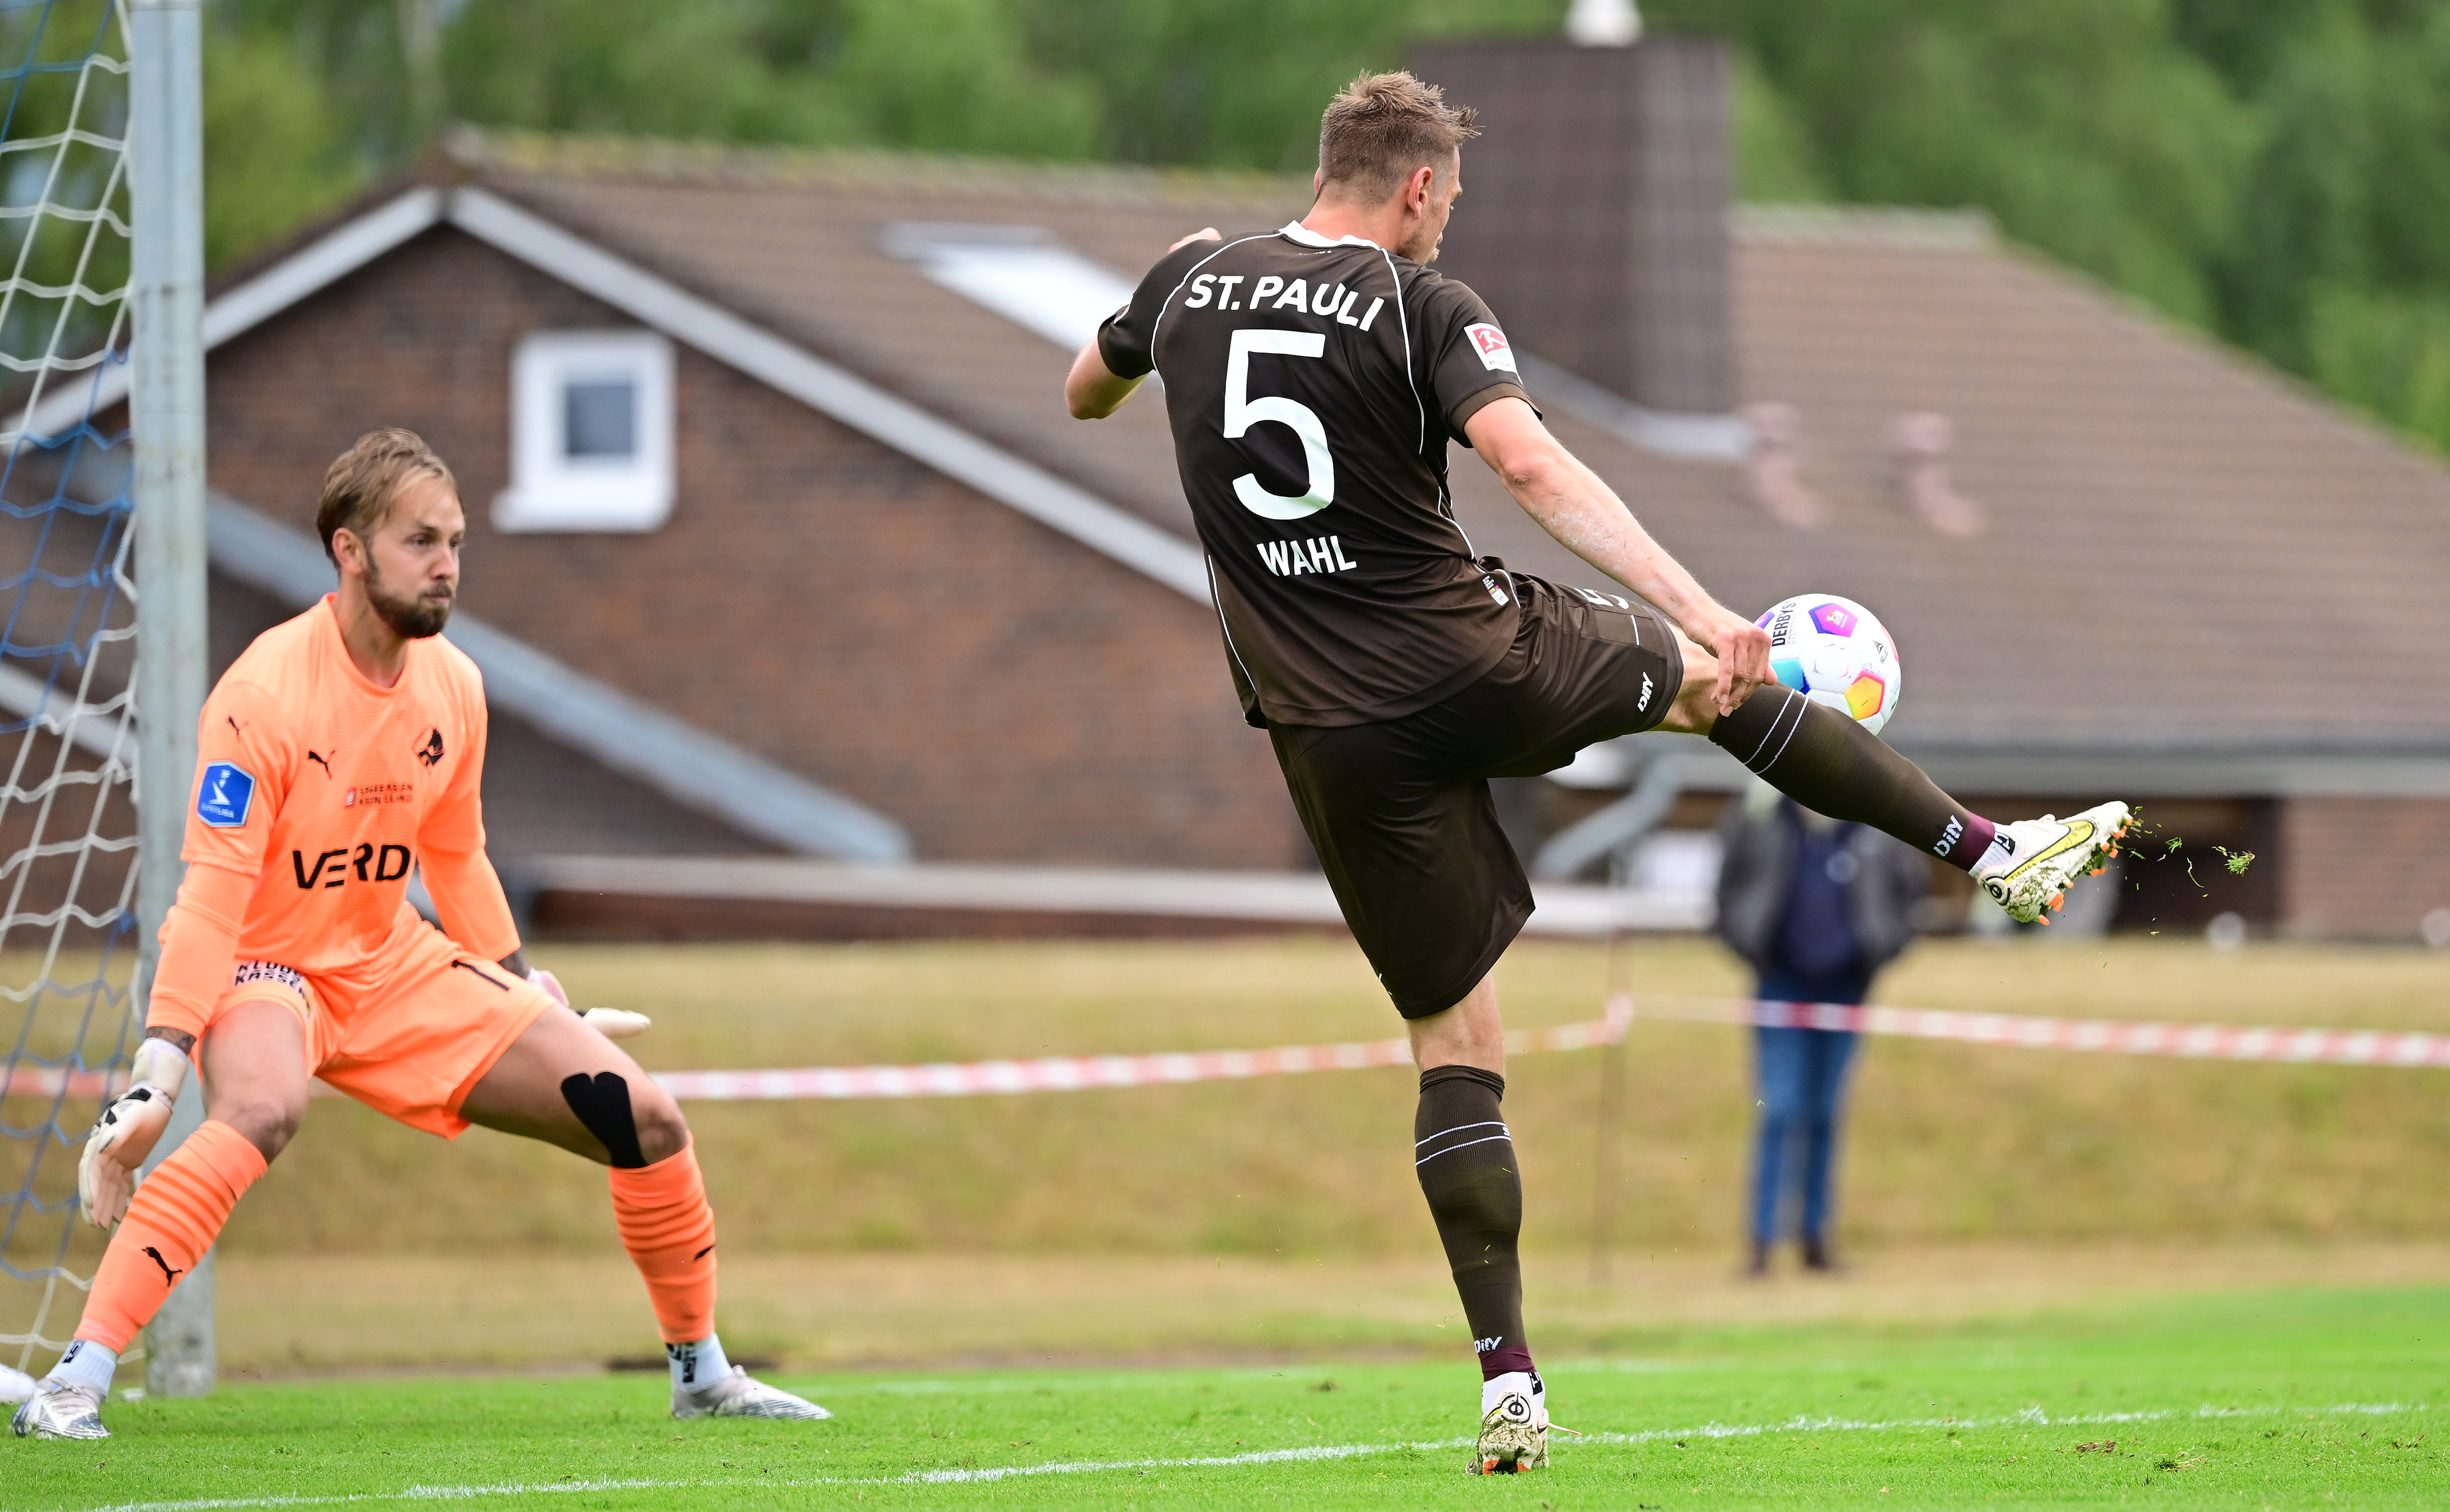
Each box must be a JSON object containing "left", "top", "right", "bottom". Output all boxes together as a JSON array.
[{"left": 432, "top": 132, "right": 2450, "bottom": 760}]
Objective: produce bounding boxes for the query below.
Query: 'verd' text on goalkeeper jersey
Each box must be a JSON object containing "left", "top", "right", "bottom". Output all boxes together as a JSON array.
[
  {"left": 1099, "top": 222, "right": 1533, "bottom": 728},
  {"left": 145, "top": 595, "right": 520, "bottom": 1035}
]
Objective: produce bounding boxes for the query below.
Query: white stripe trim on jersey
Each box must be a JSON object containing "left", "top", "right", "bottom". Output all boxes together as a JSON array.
[
  {"left": 1205, "top": 554, "right": 1261, "bottom": 699},
  {"left": 1375, "top": 249, "right": 1426, "bottom": 455},
  {"left": 1278, "top": 220, "right": 1384, "bottom": 250},
  {"left": 1146, "top": 232, "right": 1279, "bottom": 372}
]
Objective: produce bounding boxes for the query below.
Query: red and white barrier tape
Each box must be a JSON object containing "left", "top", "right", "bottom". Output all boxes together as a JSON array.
[
  {"left": 0, "top": 1010, "right": 1632, "bottom": 1105},
  {"left": 649, "top": 1006, "right": 1633, "bottom": 1101},
  {"left": 1626, "top": 994, "right": 2450, "bottom": 1068},
  {"left": 7, "top": 993, "right": 2444, "bottom": 1105}
]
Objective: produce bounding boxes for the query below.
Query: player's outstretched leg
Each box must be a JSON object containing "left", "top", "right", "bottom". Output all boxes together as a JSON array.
[
  {"left": 1662, "top": 642, "right": 2129, "bottom": 922},
  {"left": 459, "top": 1008, "right": 829, "bottom": 1422},
  {"left": 1409, "top": 978, "right": 1549, "bottom": 1474},
  {"left": 14, "top": 1005, "right": 303, "bottom": 1442}
]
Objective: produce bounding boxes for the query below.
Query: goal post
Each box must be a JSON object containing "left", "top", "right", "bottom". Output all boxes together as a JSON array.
[
  {"left": 129, "top": 0, "right": 211, "bottom": 1398},
  {"left": 0, "top": 0, "right": 209, "bottom": 1398}
]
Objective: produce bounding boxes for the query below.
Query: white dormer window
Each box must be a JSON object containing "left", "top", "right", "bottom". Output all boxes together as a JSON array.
[
  {"left": 879, "top": 223, "right": 1137, "bottom": 351},
  {"left": 495, "top": 329, "right": 676, "bottom": 532}
]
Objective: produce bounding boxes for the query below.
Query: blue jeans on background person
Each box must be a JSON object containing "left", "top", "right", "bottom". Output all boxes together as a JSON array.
[{"left": 1749, "top": 1020, "right": 1860, "bottom": 1254}]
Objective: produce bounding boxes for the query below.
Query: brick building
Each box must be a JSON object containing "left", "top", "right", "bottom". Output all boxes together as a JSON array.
[{"left": 47, "top": 41, "right": 2450, "bottom": 941}]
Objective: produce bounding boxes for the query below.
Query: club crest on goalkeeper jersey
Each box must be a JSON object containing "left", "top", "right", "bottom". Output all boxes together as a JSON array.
[
  {"left": 1098, "top": 222, "right": 1534, "bottom": 729},
  {"left": 171, "top": 595, "right": 514, "bottom": 1003}
]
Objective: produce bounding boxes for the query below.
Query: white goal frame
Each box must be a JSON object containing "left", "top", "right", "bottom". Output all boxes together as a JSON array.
[{"left": 127, "top": 0, "right": 209, "bottom": 1397}]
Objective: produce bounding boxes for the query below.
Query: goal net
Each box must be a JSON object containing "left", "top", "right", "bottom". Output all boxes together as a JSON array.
[{"left": 0, "top": 0, "right": 142, "bottom": 1380}]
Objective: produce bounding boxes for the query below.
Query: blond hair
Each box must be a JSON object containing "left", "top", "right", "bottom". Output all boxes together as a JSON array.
[
  {"left": 316, "top": 428, "right": 456, "bottom": 563},
  {"left": 1317, "top": 70, "right": 1478, "bottom": 203}
]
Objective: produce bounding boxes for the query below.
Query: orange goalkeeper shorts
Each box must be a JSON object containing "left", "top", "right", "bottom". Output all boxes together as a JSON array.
[{"left": 204, "top": 937, "right": 554, "bottom": 1138}]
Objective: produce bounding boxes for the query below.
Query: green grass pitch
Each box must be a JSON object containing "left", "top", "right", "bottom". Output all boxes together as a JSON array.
[{"left": 8, "top": 1284, "right": 2441, "bottom": 1509}]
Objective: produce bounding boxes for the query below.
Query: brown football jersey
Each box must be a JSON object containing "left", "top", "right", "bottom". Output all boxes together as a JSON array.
[{"left": 1101, "top": 223, "right": 1532, "bottom": 727}]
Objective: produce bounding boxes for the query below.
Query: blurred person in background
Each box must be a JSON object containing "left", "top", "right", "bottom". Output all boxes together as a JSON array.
[{"left": 1714, "top": 782, "right": 1928, "bottom": 1276}]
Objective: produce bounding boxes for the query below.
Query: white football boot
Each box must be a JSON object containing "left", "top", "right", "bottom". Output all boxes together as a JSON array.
[
  {"left": 671, "top": 1365, "right": 831, "bottom": 1421},
  {"left": 10, "top": 1380, "right": 108, "bottom": 1440},
  {"left": 1471, "top": 1370, "right": 1547, "bottom": 1473},
  {"left": 1971, "top": 801, "right": 2133, "bottom": 925}
]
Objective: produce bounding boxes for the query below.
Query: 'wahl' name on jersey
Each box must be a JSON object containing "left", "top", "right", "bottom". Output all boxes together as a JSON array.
[{"left": 1100, "top": 225, "right": 1536, "bottom": 730}]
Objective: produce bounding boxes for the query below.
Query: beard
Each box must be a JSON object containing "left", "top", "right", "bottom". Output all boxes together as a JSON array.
[{"left": 365, "top": 561, "right": 453, "bottom": 639}]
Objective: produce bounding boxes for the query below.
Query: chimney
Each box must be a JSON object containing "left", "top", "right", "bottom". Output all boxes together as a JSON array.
[{"left": 1411, "top": 34, "right": 1736, "bottom": 419}]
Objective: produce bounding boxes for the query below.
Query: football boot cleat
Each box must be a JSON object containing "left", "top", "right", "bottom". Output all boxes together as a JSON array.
[
  {"left": 671, "top": 1364, "right": 831, "bottom": 1422},
  {"left": 1972, "top": 801, "right": 2133, "bottom": 925},
  {"left": 10, "top": 1380, "right": 106, "bottom": 1440},
  {"left": 1470, "top": 1369, "right": 1548, "bottom": 1473}
]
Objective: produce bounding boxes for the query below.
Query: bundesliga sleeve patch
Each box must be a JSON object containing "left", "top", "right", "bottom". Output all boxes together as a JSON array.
[
  {"left": 194, "top": 761, "right": 256, "bottom": 829},
  {"left": 1465, "top": 322, "right": 1517, "bottom": 373}
]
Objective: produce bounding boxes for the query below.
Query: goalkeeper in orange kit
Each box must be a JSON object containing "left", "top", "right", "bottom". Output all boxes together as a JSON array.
[{"left": 10, "top": 430, "right": 827, "bottom": 1440}]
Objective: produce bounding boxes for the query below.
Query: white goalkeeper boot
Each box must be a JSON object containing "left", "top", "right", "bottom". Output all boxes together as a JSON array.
[
  {"left": 10, "top": 1380, "right": 107, "bottom": 1441},
  {"left": 78, "top": 1037, "right": 190, "bottom": 1228},
  {"left": 672, "top": 1365, "right": 831, "bottom": 1422},
  {"left": 1971, "top": 801, "right": 2133, "bottom": 925},
  {"left": 1471, "top": 1370, "right": 1548, "bottom": 1473}
]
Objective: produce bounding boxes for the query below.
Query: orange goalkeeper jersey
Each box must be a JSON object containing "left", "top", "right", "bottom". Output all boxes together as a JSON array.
[{"left": 145, "top": 596, "right": 521, "bottom": 1040}]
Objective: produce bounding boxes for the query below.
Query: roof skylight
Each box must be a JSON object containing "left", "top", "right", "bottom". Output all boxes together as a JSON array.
[{"left": 880, "top": 223, "right": 1138, "bottom": 352}]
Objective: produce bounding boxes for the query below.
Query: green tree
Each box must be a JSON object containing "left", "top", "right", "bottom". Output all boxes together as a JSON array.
[
  {"left": 182, "top": 0, "right": 2450, "bottom": 457},
  {"left": 203, "top": 22, "right": 358, "bottom": 272},
  {"left": 1654, "top": 0, "right": 2254, "bottom": 326},
  {"left": 826, "top": 0, "right": 1096, "bottom": 159}
]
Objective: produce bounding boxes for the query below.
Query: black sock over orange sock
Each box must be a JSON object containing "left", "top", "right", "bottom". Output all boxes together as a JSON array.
[
  {"left": 1709, "top": 684, "right": 1995, "bottom": 870},
  {"left": 1416, "top": 1065, "right": 1530, "bottom": 1379}
]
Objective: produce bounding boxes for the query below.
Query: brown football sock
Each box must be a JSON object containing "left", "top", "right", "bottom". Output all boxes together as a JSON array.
[
  {"left": 1416, "top": 1064, "right": 1531, "bottom": 1379},
  {"left": 1709, "top": 684, "right": 1995, "bottom": 870}
]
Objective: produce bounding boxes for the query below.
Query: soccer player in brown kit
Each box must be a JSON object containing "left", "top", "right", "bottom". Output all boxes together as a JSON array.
[{"left": 1066, "top": 73, "right": 2129, "bottom": 1473}]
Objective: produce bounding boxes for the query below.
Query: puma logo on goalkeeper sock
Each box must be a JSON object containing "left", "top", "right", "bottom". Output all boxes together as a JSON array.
[{"left": 141, "top": 1247, "right": 183, "bottom": 1286}]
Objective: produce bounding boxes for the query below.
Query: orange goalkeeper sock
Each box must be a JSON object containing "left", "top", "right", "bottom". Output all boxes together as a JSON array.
[
  {"left": 610, "top": 1138, "right": 718, "bottom": 1345},
  {"left": 73, "top": 1119, "right": 265, "bottom": 1351}
]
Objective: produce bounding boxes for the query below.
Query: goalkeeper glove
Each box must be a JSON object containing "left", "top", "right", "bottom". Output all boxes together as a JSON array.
[
  {"left": 580, "top": 1008, "right": 652, "bottom": 1039},
  {"left": 527, "top": 965, "right": 649, "bottom": 1039},
  {"left": 78, "top": 1036, "right": 190, "bottom": 1229}
]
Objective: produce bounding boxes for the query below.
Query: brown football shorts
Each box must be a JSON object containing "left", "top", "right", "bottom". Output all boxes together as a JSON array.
[{"left": 1270, "top": 570, "right": 1684, "bottom": 1018}]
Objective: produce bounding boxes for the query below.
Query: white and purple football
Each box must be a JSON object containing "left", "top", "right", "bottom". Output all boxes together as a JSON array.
[{"left": 1755, "top": 593, "right": 1902, "bottom": 736}]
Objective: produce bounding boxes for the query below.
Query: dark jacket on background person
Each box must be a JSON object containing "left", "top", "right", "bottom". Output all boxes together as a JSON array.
[
  {"left": 1716, "top": 786, "right": 1931, "bottom": 1268},
  {"left": 1714, "top": 789, "right": 1929, "bottom": 977}
]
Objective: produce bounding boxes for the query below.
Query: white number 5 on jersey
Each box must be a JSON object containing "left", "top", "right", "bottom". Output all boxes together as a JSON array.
[{"left": 1224, "top": 328, "right": 1333, "bottom": 519}]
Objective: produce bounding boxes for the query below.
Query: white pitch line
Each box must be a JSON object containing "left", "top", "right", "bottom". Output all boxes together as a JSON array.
[
  {"left": 51, "top": 1399, "right": 2428, "bottom": 1512},
  {"left": 1570, "top": 1399, "right": 2422, "bottom": 1448}
]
